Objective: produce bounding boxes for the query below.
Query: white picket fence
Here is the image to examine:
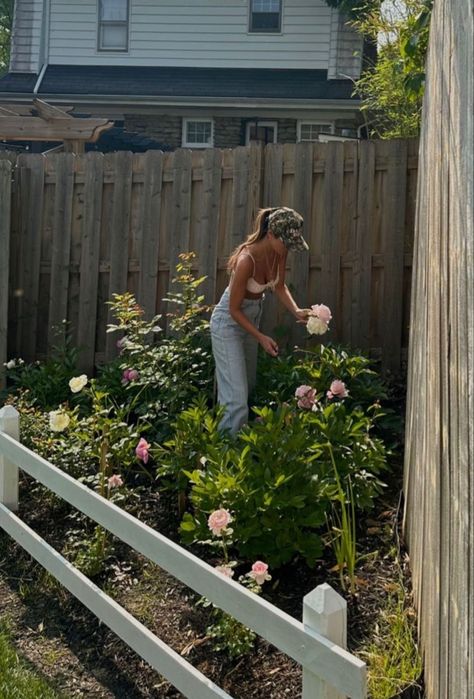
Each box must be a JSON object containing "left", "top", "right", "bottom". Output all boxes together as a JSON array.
[{"left": 0, "top": 405, "right": 367, "bottom": 699}]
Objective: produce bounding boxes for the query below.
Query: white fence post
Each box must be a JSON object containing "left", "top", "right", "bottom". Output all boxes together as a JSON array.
[
  {"left": 0, "top": 405, "right": 20, "bottom": 512},
  {"left": 303, "top": 583, "right": 347, "bottom": 699}
]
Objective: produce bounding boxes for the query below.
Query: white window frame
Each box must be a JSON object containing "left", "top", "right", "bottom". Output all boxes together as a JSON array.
[
  {"left": 248, "top": 0, "right": 282, "bottom": 34},
  {"left": 182, "top": 118, "right": 214, "bottom": 148},
  {"left": 245, "top": 120, "right": 278, "bottom": 145},
  {"left": 297, "top": 120, "right": 336, "bottom": 142},
  {"left": 98, "top": 0, "right": 130, "bottom": 52}
]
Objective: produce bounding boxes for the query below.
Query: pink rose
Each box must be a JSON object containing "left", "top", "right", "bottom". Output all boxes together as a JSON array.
[
  {"left": 248, "top": 561, "right": 271, "bottom": 586},
  {"left": 215, "top": 565, "right": 234, "bottom": 578},
  {"left": 135, "top": 437, "right": 151, "bottom": 464},
  {"left": 108, "top": 474, "right": 123, "bottom": 489},
  {"left": 327, "top": 379, "right": 349, "bottom": 400},
  {"left": 295, "top": 385, "right": 317, "bottom": 410},
  {"left": 207, "top": 509, "right": 232, "bottom": 536},
  {"left": 311, "top": 304, "right": 332, "bottom": 324}
]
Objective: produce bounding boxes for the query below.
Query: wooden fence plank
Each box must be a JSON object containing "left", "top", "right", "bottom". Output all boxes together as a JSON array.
[
  {"left": 137, "top": 150, "right": 163, "bottom": 319},
  {"left": 48, "top": 153, "right": 75, "bottom": 350},
  {"left": 168, "top": 148, "right": 192, "bottom": 290},
  {"left": 288, "top": 142, "right": 312, "bottom": 347},
  {"left": 77, "top": 153, "right": 104, "bottom": 372},
  {"left": 17, "top": 154, "right": 44, "bottom": 362},
  {"left": 320, "top": 142, "right": 344, "bottom": 338},
  {"left": 198, "top": 148, "right": 222, "bottom": 305},
  {"left": 351, "top": 141, "right": 375, "bottom": 350},
  {"left": 231, "top": 146, "right": 250, "bottom": 252},
  {"left": 105, "top": 151, "right": 133, "bottom": 361},
  {"left": 0, "top": 161, "right": 11, "bottom": 388},
  {"left": 380, "top": 140, "right": 407, "bottom": 372}
]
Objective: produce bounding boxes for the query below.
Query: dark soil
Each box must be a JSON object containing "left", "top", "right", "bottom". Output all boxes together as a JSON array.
[{"left": 0, "top": 468, "right": 423, "bottom": 699}]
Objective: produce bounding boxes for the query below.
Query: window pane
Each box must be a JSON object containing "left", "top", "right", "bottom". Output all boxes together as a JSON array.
[
  {"left": 252, "top": 0, "right": 280, "bottom": 11},
  {"left": 300, "top": 123, "right": 332, "bottom": 141},
  {"left": 251, "top": 12, "right": 280, "bottom": 30},
  {"left": 100, "top": 24, "right": 128, "bottom": 49},
  {"left": 100, "top": 0, "right": 127, "bottom": 22},
  {"left": 186, "top": 121, "right": 212, "bottom": 145}
]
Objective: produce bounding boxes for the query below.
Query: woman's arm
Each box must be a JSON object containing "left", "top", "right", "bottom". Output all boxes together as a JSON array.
[
  {"left": 274, "top": 252, "right": 310, "bottom": 322},
  {"left": 229, "top": 256, "right": 279, "bottom": 356}
]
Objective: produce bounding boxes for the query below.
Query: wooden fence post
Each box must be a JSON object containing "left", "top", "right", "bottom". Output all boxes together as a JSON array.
[
  {"left": 302, "top": 583, "right": 348, "bottom": 699},
  {"left": 0, "top": 160, "right": 12, "bottom": 390},
  {"left": 0, "top": 405, "right": 20, "bottom": 512}
]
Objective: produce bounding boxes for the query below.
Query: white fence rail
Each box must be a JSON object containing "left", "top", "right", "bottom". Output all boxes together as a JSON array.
[{"left": 0, "top": 405, "right": 367, "bottom": 699}]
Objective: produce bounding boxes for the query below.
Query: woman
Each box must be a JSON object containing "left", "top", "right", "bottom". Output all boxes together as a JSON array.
[{"left": 210, "top": 206, "right": 310, "bottom": 435}]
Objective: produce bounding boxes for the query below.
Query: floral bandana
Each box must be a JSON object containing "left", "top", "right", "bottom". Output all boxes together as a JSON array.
[{"left": 268, "top": 207, "right": 309, "bottom": 252}]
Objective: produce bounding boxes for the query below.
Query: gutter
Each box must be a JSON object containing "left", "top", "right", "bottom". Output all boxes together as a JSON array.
[{"left": 34, "top": 0, "right": 51, "bottom": 95}]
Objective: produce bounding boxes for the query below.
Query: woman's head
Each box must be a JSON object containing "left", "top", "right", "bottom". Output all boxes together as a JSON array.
[{"left": 227, "top": 206, "right": 308, "bottom": 272}]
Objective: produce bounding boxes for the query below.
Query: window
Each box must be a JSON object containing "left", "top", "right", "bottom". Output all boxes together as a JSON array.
[
  {"left": 98, "top": 0, "right": 129, "bottom": 51},
  {"left": 182, "top": 119, "right": 214, "bottom": 148},
  {"left": 297, "top": 121, "right": 335, "bottom": 142},
  {"left": 249, "top": 0, "right": 282, "bottom": 33},
  {"left": 245, "top": 121, "right": 278, "bottom": 145}
]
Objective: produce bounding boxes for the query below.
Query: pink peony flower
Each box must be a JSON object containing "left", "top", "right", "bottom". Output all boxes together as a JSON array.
[
  {"left": 215, "top": 565, "right": 234, "bottom": 578},
  {"left": 135, "top": 437, "right": 151, "bottom": 464},
  {"left": 108, "top": 474, "right": 124, "bottom": 489},
  {"left": 208, "top": 509, "right": 232, "bottom": 536},
  {"left": 122, "top": 368, "right": 139, "bottom": 383},
  {"left": 311, "top": 304, "right": 332, "bottom": 324},
  {"left": 327, "top": 379, "right": 349, "bottom": 400},
  {"left": 248, "top": 561, "right": 272, "bottom": 586},
  {"left": 295, "top": 385, "right": 317, "bottom": 410}
]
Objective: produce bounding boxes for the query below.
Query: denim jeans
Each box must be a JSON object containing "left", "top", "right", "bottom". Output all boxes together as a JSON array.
[{"left": 210, "top": 287, "right": 264, "bottom": 435}]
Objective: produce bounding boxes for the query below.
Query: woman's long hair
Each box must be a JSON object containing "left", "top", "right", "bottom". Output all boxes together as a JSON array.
[{"left": 227, "top": 207, "right": 275, "bottom": 273}]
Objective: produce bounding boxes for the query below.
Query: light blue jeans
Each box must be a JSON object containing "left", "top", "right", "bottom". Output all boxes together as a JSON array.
[{"left": 210, "top": 287, "right": 264, "bottom": 435}]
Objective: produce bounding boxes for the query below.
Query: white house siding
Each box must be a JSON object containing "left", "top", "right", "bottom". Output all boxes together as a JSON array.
[
  {"left": 48, "top": 0, "right": 334, "bottom": 69},
  {"left": 9, "top": 0, "right": 43, "bottom": 73}
]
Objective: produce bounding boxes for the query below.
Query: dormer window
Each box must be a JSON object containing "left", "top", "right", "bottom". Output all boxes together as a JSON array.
[
  {"left": 249, "top": 0, "right": 282, "bottom": 33},
  {"left": 98, "top": 0, "right": 129, "bottom": 52}
]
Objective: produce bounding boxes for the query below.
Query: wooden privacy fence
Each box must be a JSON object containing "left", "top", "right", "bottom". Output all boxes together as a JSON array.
[
  {"left": 0, "top": 405, "right": 367, "bottom": 698},
  {"left": 0, "top": 140, "right": 417, "bottom": 381},
  {"left": 403, "top": 0, "right": 474, "bottom": 696}
]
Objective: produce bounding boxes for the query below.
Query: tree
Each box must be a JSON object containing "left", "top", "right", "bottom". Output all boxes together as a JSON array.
[
  {"left": 0, "top": 0, "right": 13, "bottom": 76},
  {"left": 351, "top": 0, "right": 432, "bottom": 138}
]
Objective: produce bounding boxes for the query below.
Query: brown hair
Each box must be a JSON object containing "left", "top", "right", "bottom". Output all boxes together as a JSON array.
[{"left": 227, "top": 207, "right": 275, "bottom": 273}]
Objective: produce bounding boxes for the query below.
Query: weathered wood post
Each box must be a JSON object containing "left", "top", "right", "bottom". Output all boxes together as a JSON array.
[
  {"left": 0, "top": 159, "right": 12, "bottom": 390},
  {"left": 303, "top": 583, "right": 348, "bottom": 698},
  {"left": 0, "top": 405, "right": 20, "bottom": 511},
  {"left": 403, "top": 0, "right": 474, "bottom": 696}
]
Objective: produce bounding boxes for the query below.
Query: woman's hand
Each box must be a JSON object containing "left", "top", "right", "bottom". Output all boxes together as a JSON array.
[
  {"left": 259, "top": 334, "right": 279, "bottom": 357},
  {"left": 294, "top": 308, "right": 311, "bottom": 324}
]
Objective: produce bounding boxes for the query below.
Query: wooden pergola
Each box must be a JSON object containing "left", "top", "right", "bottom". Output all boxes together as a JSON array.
[{"left": 0, "top": 98, "right": 114, "bottom": 153}]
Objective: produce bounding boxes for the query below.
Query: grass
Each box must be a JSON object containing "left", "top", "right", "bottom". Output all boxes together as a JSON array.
[
  {"left": 362, "top": 585, "right": 423, "bottom": 698},
  {"left": 0, "top": 622, "right": 62, "bottom": 699}
]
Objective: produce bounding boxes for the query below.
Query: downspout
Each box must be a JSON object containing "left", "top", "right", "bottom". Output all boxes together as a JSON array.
[{"left": 34, "top": 0, "right": 50, "bottom": 95}]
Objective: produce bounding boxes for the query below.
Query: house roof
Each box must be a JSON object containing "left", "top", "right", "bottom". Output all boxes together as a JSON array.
[{"left": 0, "top": 65, "right": 357, "bottom": 103}]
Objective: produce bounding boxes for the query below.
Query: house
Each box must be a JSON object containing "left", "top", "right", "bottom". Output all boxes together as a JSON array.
[{"left": 0, "top": 0, "right": 366, "bottom": 151}]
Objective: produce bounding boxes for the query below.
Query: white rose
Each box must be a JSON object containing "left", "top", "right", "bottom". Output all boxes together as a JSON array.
[
  {"left": 307, "top": 316, "right": 329, "bottom": 336},
  {"left": 49, "top": 410, "right": 70, "bottom": 432},
  {"left": 69, "top": 374, "right": 88, "bottom": 393}
]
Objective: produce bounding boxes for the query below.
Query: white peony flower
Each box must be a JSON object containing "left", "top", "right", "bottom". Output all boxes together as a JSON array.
[
  {"left": 69, "top": 374, "right": 88, "bottom": 393},
  {"left": 4, "top": 360, "right": 16, "bottom": 369},
  {"left": 307, "top": 316, "right": 329, "bottom": 336},
  {"left": 49, "top": 410, "right": 70, "bottom": 432}
]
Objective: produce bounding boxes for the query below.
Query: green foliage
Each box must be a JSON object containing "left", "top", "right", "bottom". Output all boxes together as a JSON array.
[
  {"left": 105, "top": 253, "right": 214, "bottom": 442},
  {"left": 362, "top": 585, "right": 423, "bottom": 697},
  {"left": 2, "top": 338, "right": 80, "bottom": 411},
  {"left": 203, "top": 606, "right": 257, "bottom": 659},
  {"left": 323, "top": 0, "right": 380, "bottom": 21},
  {"left": 177, "top": 392, "right": 387, "bottom": 568},
  {"left": 0, "top": 0, "right": 13, "bottom": 76},
  {"left": 353, "top": 0, "right": 432, "bottom": 138},
  {"left": 0, "top": 622, "right": 61, "bottom": 698}
]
